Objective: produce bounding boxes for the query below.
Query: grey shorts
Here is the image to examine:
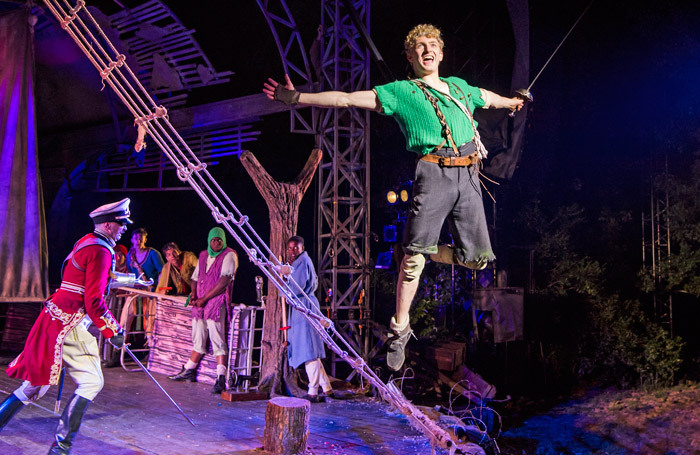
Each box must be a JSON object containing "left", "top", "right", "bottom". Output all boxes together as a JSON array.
[{"left": 402, "top": 145, "right": 495, "bottom": 265}]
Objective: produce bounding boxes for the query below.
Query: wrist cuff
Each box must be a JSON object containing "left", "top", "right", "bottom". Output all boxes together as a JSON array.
[{"left": 275, "top": 85, "right": 300, "bottom": 105}]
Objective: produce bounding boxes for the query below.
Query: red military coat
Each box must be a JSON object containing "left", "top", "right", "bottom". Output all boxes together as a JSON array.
[{"left": 7, "top": 233, "right": 122, "bottom": 386}]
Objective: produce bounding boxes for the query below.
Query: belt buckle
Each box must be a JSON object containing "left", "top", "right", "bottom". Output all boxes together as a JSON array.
[{"left": 438, "top": 156, "right": 454, "bottom": 167}]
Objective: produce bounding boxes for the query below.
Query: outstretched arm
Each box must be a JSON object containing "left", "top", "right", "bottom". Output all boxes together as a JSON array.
[
  {"left": 263, "top": 74, "right": 381, "bottom": 111},
  {"left": 480, "top": 88, "right": 524, "bottom": 111}
]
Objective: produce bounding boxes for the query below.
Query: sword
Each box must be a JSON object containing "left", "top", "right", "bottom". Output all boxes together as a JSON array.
[
  {"left": 510, "top": 0, "right": 595, "bottom": 115},
  {"left": 121, "top": 345, "right": 196, "bottom": 426}
]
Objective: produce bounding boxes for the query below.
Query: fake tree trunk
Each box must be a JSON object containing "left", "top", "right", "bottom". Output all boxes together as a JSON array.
[{"left": 240, "top": 149, "right": 322, "bottom": 392}]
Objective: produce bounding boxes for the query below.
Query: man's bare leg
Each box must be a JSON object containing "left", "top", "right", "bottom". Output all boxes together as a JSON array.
[{"left": 387, "top": 253, "right": 425, "bottom": 371}]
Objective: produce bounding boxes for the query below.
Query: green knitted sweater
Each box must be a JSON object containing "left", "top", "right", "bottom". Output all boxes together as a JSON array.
[{"left": 374, "top": 77, "right": 484, "bottom": 155}]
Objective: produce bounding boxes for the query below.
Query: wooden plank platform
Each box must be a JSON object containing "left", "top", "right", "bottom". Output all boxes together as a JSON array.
[
  {"left": 0, "top": 364, "right": 449, "bottom": 454},
  {"left": 147, "top": 298, "right": 220, "bottom": 384}
]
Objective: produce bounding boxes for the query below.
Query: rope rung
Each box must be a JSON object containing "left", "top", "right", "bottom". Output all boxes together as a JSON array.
[
  {"left": 212, "top": 209, "right": 233, "bottom": 223},
  {"left": 100, "top": 54, "right": 126, "bottom": 79},
  {"left": 176, "top": 166, "right": 192, "bottom": 181},
  {"left": 134, "top": 106, "right": 168, "bottom": 126},
  {"left": 187, "top": 162, "right": 206, "bottom": 172},
  {"left": 60, "top": 0, "right": 85, "bottom": 29}
]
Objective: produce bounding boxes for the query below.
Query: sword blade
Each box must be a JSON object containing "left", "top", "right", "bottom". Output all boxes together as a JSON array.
[
  {"left": 123, "top": 346, "right": 196, "bottom": 426},
  {"left": 527, "top": 0, "right": 595, "bottom": 91}
]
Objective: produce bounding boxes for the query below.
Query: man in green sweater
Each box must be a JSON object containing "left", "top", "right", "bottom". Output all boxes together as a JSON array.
[{"left": 264, "top": 24, "right": 523, "bottom": 371}]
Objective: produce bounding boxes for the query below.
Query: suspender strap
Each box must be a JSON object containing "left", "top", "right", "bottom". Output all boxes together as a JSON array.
[
  {"left": 411, "top": 80, "right": 461, "bottom": 156},
  {"left": 448, "top": 83, "right": 489, "bottom": 159},
  {"left": 411, "top": 79, "right": 489, "bottom": 159}
]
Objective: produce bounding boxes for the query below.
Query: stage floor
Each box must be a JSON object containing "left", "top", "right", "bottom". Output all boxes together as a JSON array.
[{"left": 0, "top": 364, "right": 444, "bottom": 455}]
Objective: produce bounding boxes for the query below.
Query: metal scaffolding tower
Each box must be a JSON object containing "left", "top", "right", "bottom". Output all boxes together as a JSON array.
[
  {"left": 315, "top": 0, "right": 372, "bottom": 377},
  {"left": 642, "top": 166, "right": 673, "bottom": 334}
]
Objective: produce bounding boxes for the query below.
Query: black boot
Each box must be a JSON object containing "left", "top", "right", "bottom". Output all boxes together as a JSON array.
[
  {"left": 168, "top": 366, "right": 197, "bottom": 382},
  {"left": 211, "top": 375, "right": 226, "bottom": 394},
  {"left": 0, "top": 393, "right": 25, "bottom": 431},
  {"left": 48, "top": 393, "right": 90, "bottom": 454}
]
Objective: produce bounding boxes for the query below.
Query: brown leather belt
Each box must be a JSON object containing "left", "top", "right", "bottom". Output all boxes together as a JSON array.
[{"left": 420, "top": 152, "right": 479, "bottom": 167}]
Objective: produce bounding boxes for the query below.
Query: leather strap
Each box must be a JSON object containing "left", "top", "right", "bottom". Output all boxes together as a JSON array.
[
  {"left": 411, "top": 80, "right": 461, "bottom": 156},
  {"left": 420, "top": 153, "right": 479, "bottom": 167}
]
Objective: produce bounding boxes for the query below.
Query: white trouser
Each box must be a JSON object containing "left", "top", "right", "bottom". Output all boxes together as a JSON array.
[
  {"left": 304, "top": 358, "right": 331, "bottom": 396},
  {"left": 14, "top": 382, "right": 50, "bottom": 405},
  {"left": 14, "top": 323, "right": 103, "bottom": 403},
  {"left": 192, "top": 318, "right": 227, "bottom": 356}
]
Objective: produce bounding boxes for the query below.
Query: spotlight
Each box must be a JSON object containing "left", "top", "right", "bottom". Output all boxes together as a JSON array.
[
  {"left": 386, "top": 190, "right": 398, "bottom": 205},
  {"left": 398, "top": 181, "right": 413, "bottom": 203}
]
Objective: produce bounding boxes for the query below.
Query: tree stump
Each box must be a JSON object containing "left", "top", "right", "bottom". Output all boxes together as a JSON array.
[{"left": 264, "top": 397, "right": 310, "bottom": 455}]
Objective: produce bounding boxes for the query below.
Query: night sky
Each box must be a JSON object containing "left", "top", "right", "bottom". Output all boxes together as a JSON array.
[{"left": 7, "top": 0, "right": 700, "bottom": 303}]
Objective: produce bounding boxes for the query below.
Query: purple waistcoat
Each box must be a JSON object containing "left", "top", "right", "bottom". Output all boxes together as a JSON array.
[{"left": 192, "top": 247, "right": 234, "bottom": 322}]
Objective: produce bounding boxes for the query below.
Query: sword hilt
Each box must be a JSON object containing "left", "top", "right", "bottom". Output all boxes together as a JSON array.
[
  {"left": 514, "top": 88, "right": 533, "bottom": 102},
  {"left": 509, "top": 89, "right": 533, "bottom": 117}
]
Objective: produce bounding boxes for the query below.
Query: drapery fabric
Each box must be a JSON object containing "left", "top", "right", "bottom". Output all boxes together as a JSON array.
[
  {"left": 485, "top": 0, "right": 530, "bottom": 180},
  {"left": 0, "top": 8, "right": 48, "bottom": 302}
]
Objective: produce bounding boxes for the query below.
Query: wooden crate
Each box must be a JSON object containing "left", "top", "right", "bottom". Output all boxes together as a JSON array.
[
  {"left": 443, "top": 341, "right": 467, "bottom": 365},
  {"left": 425, "top": 344, "right": 466, "bottom": 372}
]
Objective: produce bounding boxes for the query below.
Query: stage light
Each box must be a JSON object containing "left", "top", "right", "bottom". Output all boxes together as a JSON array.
[
  {"left": 383, "top": 224, "right": 397, "bottom": 242},
  {"left": 375, "top": 250, "right": 393, "bottom": 269},
  {"left": 398, "top": 181, "right": 412, "bottom": 203},
  {"left": 386, "top": 190, "right": 398, "bottom": 205}
]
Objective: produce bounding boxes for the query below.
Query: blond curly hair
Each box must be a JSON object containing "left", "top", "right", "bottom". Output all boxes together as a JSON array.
[{"left": 403, "top": 24, "right": 444, "bottom": 53}]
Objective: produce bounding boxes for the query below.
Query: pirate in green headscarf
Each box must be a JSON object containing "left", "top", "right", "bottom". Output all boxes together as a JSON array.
[{"left": 168, "top": 227, "right": 238, "bottom": 395}]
